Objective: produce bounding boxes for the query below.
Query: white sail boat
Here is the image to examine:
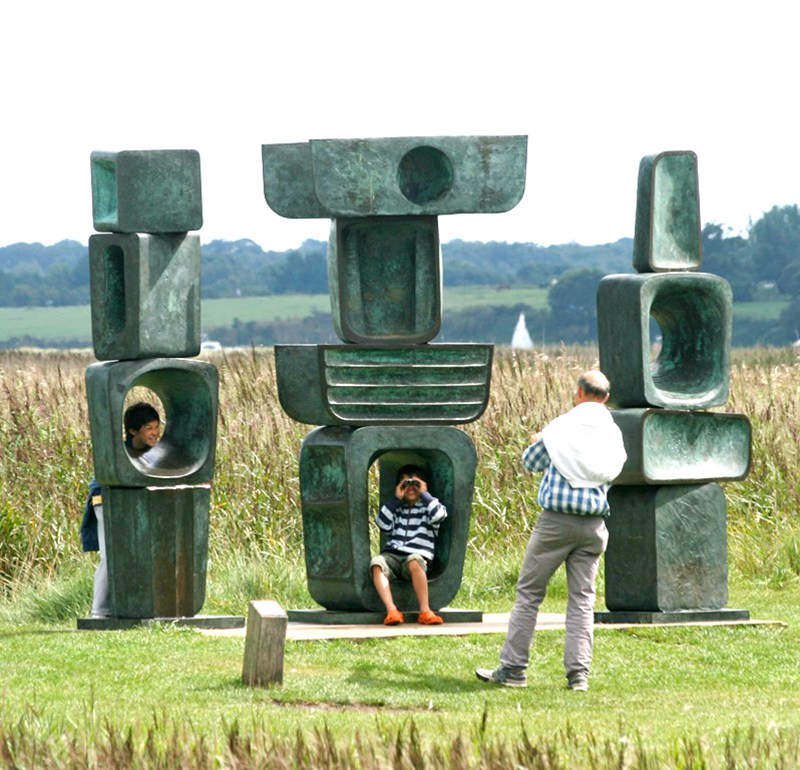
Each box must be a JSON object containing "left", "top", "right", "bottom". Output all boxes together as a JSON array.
[{"left": 511, "top": 312, "right": 533, "bottom": 349}]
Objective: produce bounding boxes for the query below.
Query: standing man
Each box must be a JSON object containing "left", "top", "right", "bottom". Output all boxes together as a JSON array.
[{"left": 476, "top": 370, "right": 627, "bottom": 691}]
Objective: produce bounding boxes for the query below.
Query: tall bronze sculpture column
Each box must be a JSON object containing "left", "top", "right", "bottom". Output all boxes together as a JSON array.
[
  {"left": 595, "top": 151, "right": 752, "bottom": 622},
  {"left": 78, "top": 150, "right": 231, "bottom": 628},
  {"left": 262, "top": 137, "right": 527, "bottom": 619}
]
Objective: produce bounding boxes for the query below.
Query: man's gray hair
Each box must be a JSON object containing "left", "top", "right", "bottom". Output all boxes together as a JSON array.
[{"left": 577, "top": 370, "right": 611, "bottom": 400}]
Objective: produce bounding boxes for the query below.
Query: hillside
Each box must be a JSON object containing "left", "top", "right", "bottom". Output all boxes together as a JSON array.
[{"left": 3, "top": 204, "right": 800, "bottom": 348}]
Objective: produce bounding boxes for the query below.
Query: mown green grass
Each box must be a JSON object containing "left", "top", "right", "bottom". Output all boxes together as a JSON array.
[
  {"left": 0, "top": 296, "right": 335, "bottom": 345},
  {"left": 201, "top": 293, "right": 331, "bottom": 328},
  {"left": 0, "top": 582, "right": 797, "bottom": 765}
]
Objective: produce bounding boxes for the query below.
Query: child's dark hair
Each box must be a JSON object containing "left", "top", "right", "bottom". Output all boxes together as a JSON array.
[
  {"left": 395, "top": 464, "right": 426, "bottom": 485},
  {"left": 124, "top": 401, "right": 161, "bottom": 433}
]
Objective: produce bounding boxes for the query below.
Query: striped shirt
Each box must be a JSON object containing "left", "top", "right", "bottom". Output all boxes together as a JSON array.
[
  {"left": 523, "top": 440, "right": 611, "bottom": 517},
  {"left": 376, "top": 491, "right": 447, "bottom": 561}
]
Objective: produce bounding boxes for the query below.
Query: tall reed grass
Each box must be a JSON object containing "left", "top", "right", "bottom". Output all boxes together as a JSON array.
[
  {"left": 1, "top": 346, "right": 799, "bottom": 609},
  {"left": 1, "top": 710, "right": 799, "bottom": 769}
]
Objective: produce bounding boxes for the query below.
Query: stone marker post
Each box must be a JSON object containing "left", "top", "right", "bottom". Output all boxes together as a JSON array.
[{"left": 242, "top": 600, "right": 289, "bottom": 687}]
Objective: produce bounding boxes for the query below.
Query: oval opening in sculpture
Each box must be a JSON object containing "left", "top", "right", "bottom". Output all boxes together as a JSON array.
[{"left": 397, "top": 146, "right": 454, "bottom": 204}]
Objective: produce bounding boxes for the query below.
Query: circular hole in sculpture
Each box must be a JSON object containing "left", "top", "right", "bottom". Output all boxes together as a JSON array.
[
  {"left": 397, "top": 146, "right": 454, "bottom": 204},
  {"left": 123, "top": 369, "right": 213, "bottom": 478},
  {"left": 122, "top": 387, "right": 165, "bottom": 459}
]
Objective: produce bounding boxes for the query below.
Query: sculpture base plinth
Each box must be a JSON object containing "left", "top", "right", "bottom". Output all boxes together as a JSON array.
[
  {"left": 77, "top": 614, "right": 245, "bottom": 631},
  {"left": 594, "top": 608, "right": 750, "bottom": 624},
  {"left": 287, "top": 608, "right": 482, "bottom": 625}
]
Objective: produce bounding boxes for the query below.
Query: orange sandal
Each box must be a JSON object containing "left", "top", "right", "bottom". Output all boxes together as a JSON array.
[
  {"left": 418, "top": 610, "right": 443, "bottom": 625},
  {"left": 384, "top": 609, "right": 404, "bottom": 625}
]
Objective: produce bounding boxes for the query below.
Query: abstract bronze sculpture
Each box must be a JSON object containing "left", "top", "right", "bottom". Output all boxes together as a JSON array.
[
  {"left": 596, "top": 151, "right": 751, "bottom": 621},
  {"left": 80, "top": 150, "right": 223, "bottom": 626},
  {"left": 263, "top": 136, "right": 527, "bottom": 619}
]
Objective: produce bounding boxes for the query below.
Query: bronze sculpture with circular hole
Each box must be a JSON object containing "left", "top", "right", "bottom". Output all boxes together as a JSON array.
[
  {"left": 80, "top": 150, "right": 223, "bottom": 626},
  {"left": 595, "top": 151, "right": 751, "bottom": 624}
]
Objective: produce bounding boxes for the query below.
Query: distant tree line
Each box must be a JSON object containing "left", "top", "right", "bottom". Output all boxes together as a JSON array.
[
  {"left": 2, "top": 204, "right": 800, "bottom": 345},
  {"left": 0, "top": 236, "right": 635, "bottom": 306}
]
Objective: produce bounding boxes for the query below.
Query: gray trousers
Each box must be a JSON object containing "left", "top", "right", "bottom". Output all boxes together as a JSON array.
[
  {"left": 500, "top": 510, "right": 608, "bottom": 684},
  {"left": 91, "top": 504, "right": 110, "bottom": 618}
]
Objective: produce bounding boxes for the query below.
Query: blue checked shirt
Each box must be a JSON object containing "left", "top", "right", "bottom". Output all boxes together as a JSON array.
[{"left": 523, "top": 439, "right": 611, "bottom": 517}]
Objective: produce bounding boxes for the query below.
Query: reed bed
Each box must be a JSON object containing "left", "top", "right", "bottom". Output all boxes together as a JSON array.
[
  {"left": 2, "top": 712, "right": 800, "bottom": 770},
  {"left": 1, "top": 345, "right": 799, "bottom": 605}
]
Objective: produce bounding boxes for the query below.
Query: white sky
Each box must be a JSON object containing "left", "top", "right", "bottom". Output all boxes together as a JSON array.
[{"left": 1, "top": 1, "right": 797, "bottom": 251}]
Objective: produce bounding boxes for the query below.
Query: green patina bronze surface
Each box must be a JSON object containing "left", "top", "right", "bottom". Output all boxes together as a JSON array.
[
  {"left": 298, "top": 426, "right": 477, "bottom": 612},
  {"left": 260, "top": 142, "right": 330, "bottom": 219},
  {"left": 612, "top": 409, "right": 751, "bottom": 485},
  {"left": 604, "top": 483, "right": 729, "bottom": 612},
  {"left": 262, "top": 135, "right": 527, "bottom": 616},
  {"left": 275, "top": 344, "right": 493, "bottom": 426},
  {"left": 595, "top": 608, "right": 749, "bottom": 624},
  {"left": 103, "top": 485, "right": 210, "bottom": 618},
  {"left": 286, "top": 608, "right": 482, "bottom": 624},
  {"left": 633, "top": 151, "right": 701, "bottom": 273},
  {"left": 328, "top": 216, "right": 441, "bottom": 343},
  {"left": 596, "top": 150, "right": 751, "bottom": 621},
  {"left": 89, "top": 233, "right": 200, "bottom": 360},
  {"left": 86, "top": 358, "right": 218, "bottom": 487},
  {"left": 83, "top": 147, "right": 220, "bottom": 624},
  {"left": 262, "top": 136, "right": 527, "bottom": 218},
  {"left": 598, "top": 272, "right": 732, "bottom": 409},
  {"left": 91, "top": 150, "right": 202, "bottom": 234}
]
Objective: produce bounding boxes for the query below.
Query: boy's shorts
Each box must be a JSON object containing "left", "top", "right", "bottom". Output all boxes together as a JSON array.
[{"left": 370, "top": 552, "right": 427, "bottom": 581}]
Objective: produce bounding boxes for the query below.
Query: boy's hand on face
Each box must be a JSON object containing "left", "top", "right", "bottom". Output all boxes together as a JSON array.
[{"left": 395, "top": 475, "right": 427, "bottom": 501}]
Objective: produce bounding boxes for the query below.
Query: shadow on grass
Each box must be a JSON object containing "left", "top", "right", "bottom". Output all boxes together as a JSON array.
[{"left": 344, "top": 660, "right": 486, "bottom": 695}]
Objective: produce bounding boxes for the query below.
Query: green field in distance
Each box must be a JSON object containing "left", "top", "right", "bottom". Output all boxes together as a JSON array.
[
  {"left": 0, "top": 287, "right": 783, "bottom": 345},
  {"left": 0, "top": 287, "right": 551, "bottom": 345}
]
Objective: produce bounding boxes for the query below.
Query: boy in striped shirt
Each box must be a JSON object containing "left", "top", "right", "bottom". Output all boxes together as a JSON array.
[{"left": 370, "top": 464, "right": 447, "bottom": 626}]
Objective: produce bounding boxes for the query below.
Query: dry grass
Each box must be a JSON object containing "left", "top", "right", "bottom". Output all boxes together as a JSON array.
[{"left": 1, "top": 345, "right": 799, "bottom": 597}]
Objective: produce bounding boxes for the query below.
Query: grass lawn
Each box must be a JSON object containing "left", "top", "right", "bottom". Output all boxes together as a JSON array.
[
  {"left": 201, "top": 293, "right": 331, "bottom": 328},
  {"left": 1, "top": 581, "right": 797, "bottom": 757}
]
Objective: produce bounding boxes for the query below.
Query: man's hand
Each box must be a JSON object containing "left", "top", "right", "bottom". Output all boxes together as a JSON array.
[{"left": 530, "top": 431, "right": 542, "bottom": 444}]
